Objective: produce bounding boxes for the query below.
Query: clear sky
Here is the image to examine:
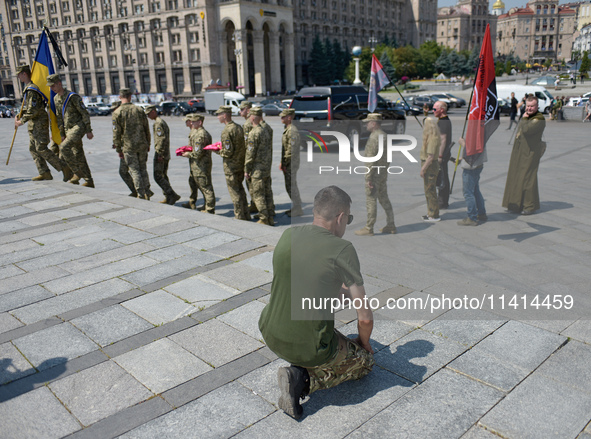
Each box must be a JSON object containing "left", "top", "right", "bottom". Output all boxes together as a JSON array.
[{"left": 437, "top": 0, "right": 573, "bottom": 12}]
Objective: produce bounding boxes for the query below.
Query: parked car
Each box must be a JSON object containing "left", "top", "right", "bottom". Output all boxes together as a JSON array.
[
  {"left": 188, "top": 98, "right": 205, "bottom": 112},
  {"left": 440, "top": 93, "right": 466, "bottom": 107},
  {"left": 290, "top": 85, "right": 406, "bottom": 150},
  {"left": 392, "top": 100, "right": 422, "bottom": 116},
  {"left": 497, "top": 98, "right": 512, "bottom": 115},
  {"left": 407, "top": 95, "right": 437, "bottom": 110},
  {"left": 85, "top": 102, "right": 111, "bottom": 116},
  {"left": 160, "top": 101, "right": 196, "bottom": 116},
  {"left": 428, "top": 93, "right": 455, "bottom": 107},
  {"left": 85, "top": 106, "right": 100, "bottom": 116},
  {"left": 261, "top": 103, "right": 287, "bottom": 116}
]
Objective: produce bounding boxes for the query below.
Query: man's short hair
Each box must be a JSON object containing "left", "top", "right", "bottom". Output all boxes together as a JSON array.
[
  {"left": 435, "top": 100, "right": 447, "bottom": 112},
  {"left": 313, "top": 186, "right": 352, "bottom": 220},
  {"left": 526, "top": 95, "right": 539, "bottom": 104}
]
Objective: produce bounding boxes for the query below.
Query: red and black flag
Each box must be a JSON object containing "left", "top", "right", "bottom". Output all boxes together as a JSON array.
[
  {"left": 465, "top": 23, "right": 499, "bottom": 165},
  {"left": 368, "top": 54, "right": 390, "bottom": 113}
]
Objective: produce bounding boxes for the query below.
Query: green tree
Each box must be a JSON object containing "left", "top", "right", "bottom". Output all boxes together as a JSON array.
[
  {"left": 392, "top": 45, "right": 420, "bottom": 78},
  {"left": 418, "top": 41, "right": 442, "bottom": 78},
  {"left": 435, "top": 49, "right": 452, "bottom": 76},
  {"left": 309, "top": 35, "right": 329, "bottom": 84},
  {"left": 324, "top": 38, "right": 336, "bottom": 82},
  {"left": 332, "top": 40, "right": 348, "bottom": 83},
  {"left": 379, "top": 50, "right": 396, "bottom": 84},
  {"left": 505, "top": 59, "right": 513, "bottom": 75},
  {"left": 580, "top": 51, "right": 590, "bottom": 79},
  {"left": 543, "top": 58, "right": 553, "bottom": 69}
]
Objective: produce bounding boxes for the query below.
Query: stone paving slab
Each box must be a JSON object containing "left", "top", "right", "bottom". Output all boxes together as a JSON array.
[
  {"left": 12, "top": 323, "right": 99, "bottom": 371},
  {"left": 0, "top": 386, "right": 81, "bottom": 439},
  {"left": 120, "top": 381, "right": 275, "bottom": 439},
  {"left": 122, "top": 290, "right": 196, "bottom": 325},
  {"left": 163, "top": 275, "right": 239, "bottom": 303},
  {"left": 216, "top": 300, "right": 267, "bottom": 341},
  {"left": 0, "top": 312, "right": 23, "bottom": 335},
  {"left": 202, "top": 263, "right": 273, "bottom": 292},
  {"left": 48, "top": 360, "right": 153, "bottom": 427},
  {"left": 0, "top": 342, "right": 35, "bottom": 385},
  {"left": 70, "top": 305, "right": 154, "bottom": 348},
  {"left": 113, "top": 338, "right": 212, "bottom": 394},
  {"left": 169, "top": 319, "right": 264, "bottom": 367}
]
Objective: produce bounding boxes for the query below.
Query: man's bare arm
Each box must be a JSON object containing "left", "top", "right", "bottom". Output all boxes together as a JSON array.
[{"left": 348, "top": 284, "right": 374, "bottom": 353}]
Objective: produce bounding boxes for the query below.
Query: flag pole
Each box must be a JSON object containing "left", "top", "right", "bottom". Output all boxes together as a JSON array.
[
  {"left": 6, "top": 76, "right": 30, "bottom": 166},
  {"left": 449, "top": 56, "right": 482, "bottom": 194}
]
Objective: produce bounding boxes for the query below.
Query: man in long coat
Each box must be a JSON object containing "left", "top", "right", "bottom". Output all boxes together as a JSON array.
[{"left": 502, "top": 95, "right": 546, "bottom": 215}]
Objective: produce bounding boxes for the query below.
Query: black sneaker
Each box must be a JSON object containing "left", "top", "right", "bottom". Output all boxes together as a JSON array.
[{"left": 277, "top": 366, "right": 309, "bottom": 420}]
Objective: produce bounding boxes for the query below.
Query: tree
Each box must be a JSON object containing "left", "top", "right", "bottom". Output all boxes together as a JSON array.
[
  {"left": 418, "top": 41, "right": 442, "bottom": 78},
  {"left": 435, "top": 49, "right": 452, "bottom": 76},
  {"left": 324, "top": 38, "right": 336, "bottom": 82},
  {"left": 309, "top": 35, "right": 329, "bottom": 85},
  {"left": 505, "top": 59, "right": 513, "bottom": 75},
  {"left": 580, "top": 51, "right": 590, "bottom": 79},
  {"left": 379, "top": 50, "right": 396, "bottom": 84},
  {"left": 332, "top": 40, "right": 348, "bottom": 83}
]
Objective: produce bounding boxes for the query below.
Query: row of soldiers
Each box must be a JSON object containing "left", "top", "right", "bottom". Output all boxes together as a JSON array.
[{"left": 15, "top": 65, "right": 302, "bottom": 226}]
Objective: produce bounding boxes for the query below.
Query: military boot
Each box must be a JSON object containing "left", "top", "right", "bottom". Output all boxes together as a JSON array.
[
  {"left": 182, "top": 201, "right": 196, "bottom": 210},
  {"left": 354, "top": 227, "right": 374, "bottom": 236},
  {"left": 277, "top": 366, "right": 310, "bottom": 420},
  {"left": 69, "top": 174, "right": 80, "bottom": 185},
  {"left": 381, "top": 225, "right": 397, "bottom": 234},
  {"left": 62, "top": 165, "right": 73, "bottom": 182},
  {"left": 167, "top": 193, "right": 181, "bottom": 205},
  {"left": 32, "top": 171, "right": 53, "bottom": 181},
  {"left": 82, "top": 179, "right": 94, "bottom": 188}
]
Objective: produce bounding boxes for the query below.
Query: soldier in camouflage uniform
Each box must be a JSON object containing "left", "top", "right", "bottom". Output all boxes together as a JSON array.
[
  {"left": 15, "top": 65, "right": 63, "bottom": 181},
  {"left": 279, "top": 109, "right": 303, "bottom": 217},
  {"left": 214, "top": 106, "right": 250, "bottom": 220},
  {"left": 111, "top": 101, "right": 137, "bottom": 197},
  {"left": 146, "top": 105, "right": 180, "bottom": 205},
  {"left": 112, "top": 88, "right": 151, "bottom": 200},
  {"left": 355, "top": 114, "right": 396, "bottom": 236},
  {"left": 181, "top": 113, "right": 215, "bottom": 213},
  {"left": 245, "top": 107, "right": 273, "bottom": 226},
  {"left": 239, "top": 101, "right": 258, "bottom": 213},
  {"left": 47, "top": 74, "right": 95, "bottom": 187}
]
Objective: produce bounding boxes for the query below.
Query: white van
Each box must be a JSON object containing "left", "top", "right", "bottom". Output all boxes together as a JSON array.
[{"left": 496, "top": 84, "right": 554, "bottom": 114}]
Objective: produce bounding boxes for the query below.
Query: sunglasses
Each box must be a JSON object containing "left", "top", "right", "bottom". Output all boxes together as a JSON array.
[{"left": 337, "top": 213, "right": 354, "bottom": 225}]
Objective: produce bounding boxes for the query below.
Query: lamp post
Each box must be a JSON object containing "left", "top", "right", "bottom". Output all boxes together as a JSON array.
[
  {"left": 368, "top": 36, "right": 378, "bottom": 53},
  {"left": 232, "top": 31, "right": 242, "bottom": 91},
  {"left": 352, "top": 46, "right": 362, "bottom": 85}
]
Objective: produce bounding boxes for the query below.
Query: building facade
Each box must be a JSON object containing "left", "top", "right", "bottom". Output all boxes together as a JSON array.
[
  {"left": 496, "top": 0, "right": 576, "bottom": 62},
  {"left": 436, "top": 0, "right": 498, "bottom": 53},
  {"left": 0, "top": 0, "right": 438, "bottom": 99},
  {"left": 573, "top": 23, "right": 591, "bottom": 53}
]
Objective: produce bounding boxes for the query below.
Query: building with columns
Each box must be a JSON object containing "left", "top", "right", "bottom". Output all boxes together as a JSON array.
[
  {"left": 496, "top": 0, "right": 576, "bottom": 62},
  {"left": 0, "top": 0, "right": 296, "bottom": 99},
  {"left": 436, "top": 0, "right": 497, "bottom": 53}
]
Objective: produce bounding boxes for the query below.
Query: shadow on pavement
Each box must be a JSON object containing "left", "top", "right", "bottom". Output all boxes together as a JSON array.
[
  {"left": 0, "top": 358, "right": 67, "bottom": 403},
  {"left": 498, "top": 222, "right": 560, "bottom": 242}
]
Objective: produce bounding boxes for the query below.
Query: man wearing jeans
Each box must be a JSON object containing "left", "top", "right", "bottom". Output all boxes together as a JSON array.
[{"left": 457, "top": 137, "right": 487, "bottom": 226}]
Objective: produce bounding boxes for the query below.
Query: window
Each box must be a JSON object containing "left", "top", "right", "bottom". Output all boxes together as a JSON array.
[
  {"left": 151, "top": 19, "right": 161, "bottom": 29},
  {"left": 68, "top": 44, "right": 75, "bottom": 54},
  {"left": 156, "top": 52, "right": 164, "bottom": 63},
  {"left": 18, "top": 49, "right": 25, "bottom": 59},
  {"left": 83, "top": 58, "right": 90, "bottom": 69},
  {"left": 168, "top": 17, "right": 179, "bottom": 27},
  {"left": 140, "top": 53, "right": 148, "bottom": 64},
  {"left": 154, "top": 33, "right": 163, "bottom": 46},
  {"left": 135, "top": 21, "right": 144, "bottom": 31},
  {"left": 12, "top": 10, "right": 19, "bottom": 19},
  {"left": 167, "top": 0, "right": 178, "bottom": 10},
  {"left": 97, "top": 56, "right": 103, "bottom": 67},
  {"left": 94, "top": 40, "right": 102, "bottom": 50},
  {"left": 62, "top": 1, "right": 70, "bottom": 11},
  {"left": 118, "top": 7, "right": 127, "bottom": 17},
  {"left": 189, "top": 32, "right": 198, "bottom": 43},
  {"left": 134, "top": 5, "right": 144, "bottom": 14},
  {"left": 110, "top": 55, "right": 117, "bottom": 67},
  {"left": 138, "top": 36, "right": 146, "bottom": 48},
  {"left": 173, "top": 50, "right": 182, "bottom": 62},
  {"left": 70, "top": 59, "right": 77, "bottom": 69},
  {"left": 186, "top": 14, "right": 197, "bottom": 25},
  {"left": 91, "top": 11, "right": 98, "bottom": 20},
  {"left": 190, "top": 48, "right": 200, "bottom": 61},
  {"left": 124, "top": 54, "right": 133, "bottom": 65},
  {"left": 50, "top": 3, "right": 57, "bottom": 13},
  {"left": 151, "top": 2, "right": 160, "bottom": 12},
  {"left": 171, "top": 34, "right": 181, "bottom": 45},
  {"left": 26, "top": 22, "right": 34, "bottom": 30},
  {"left": 64, "top": 15, "right": 71, "bottom": 24}
]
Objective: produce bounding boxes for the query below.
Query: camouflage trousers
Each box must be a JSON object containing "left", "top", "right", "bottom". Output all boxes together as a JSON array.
[
  {"left": 60, "top": 130, "right": 92, "bottom": 180},
  {"left": 283, "top": 166, "right": 302, "bottom": 211},
  {"left": 29, "top": 133, "right": 61, "bottom": 175},
  {"left": 305, "top": 330, "right": 374, "bottom": 394},
  {"left": 224, "top": 172, "right": 249, "bottom": 220},
  {"left": 246, "top": 175, "right": 275, "bottom": 215},
  {"left": 250, "top": 175, "right": 273, "bottom": 222},
  {"left": 365, "top": 178, "right": 395, "bottom": 231},
  {"left": 422, "top": 160, "right": 440, "bottom": 218},
  {"left": 189, "top": 167, "right": 215, "bottom": 213},
  {"left": 123, "top": 151, "right": 150, "bottom": 198},
  {"left": 153, "top": 154, "right": 178, "bottom": 198},
  {"left": 119, "top": 158, "right": 137, "bottom": 195}
]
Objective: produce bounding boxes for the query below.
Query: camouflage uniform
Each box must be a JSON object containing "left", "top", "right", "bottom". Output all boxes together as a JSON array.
[
  {"left": 53, "top": 89, "right": 93, "bottom": 180},
  {"left": 260, "top": 120, "right": 275, "bottom": 216},
  {"left": 111, "top": 104, "right": 137, "bottom": 196},
  {"left": 215, "top": 120, "right": 249, "bottom": 219},
  {"left": 306, "top": 330, "right": 374, "bottom": 394},
  {"left": 152, "top": 116, "right": 179, "bottom": 201},
  {"left": 21, "top": 82, "right": 62, "bottom": 175},
  {"left": 188, "top": 126, "right": 216, "bottom": 213},
  {"left": 242, "top": 117, "right": 256, "bottom": 211},
  {"left": 245, "top": 124, "right": 273, "bottom": 223},
  {"left": 113, "top": 103, "right": 151, "bottom": 198},
  {"left": 364, "top": 128, "right": 395, "bottom": 231},
  {"left": 281, "top": 122, "right": 302, "bottom": 214}
]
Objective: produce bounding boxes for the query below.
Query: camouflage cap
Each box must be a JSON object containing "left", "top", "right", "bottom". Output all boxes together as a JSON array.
[
  {"left": 119, "top": 88, "right": 132, "bottom": 97},
  {"left": 16, "top": 65, "right": 31, "bottom": 75},
  {"left": 249, "top": 107, "right": 263, "bottom": 116},
  {"left": 214, "top": 105, "right": 232, "bottom": 115},
  {"left": 279, "top": 108, "right": 295, "bottom": 118},
  {"left": 240, "top": 101, "right": 253, "bottom": 109},
  {"left": 362, "top": 113, "right": 382, "bottom": 122},
  {"left": 46, "top": 73, "right": 62, "bottom": 86},
  {"left": 144, "top": 104, "right": 157, "bottom": 114},
  {"left": 184, "top": 113, "right": 204, "bottom": 122},
  {"left": 111, "top": 101, "right": 122, "bottom": 109}
]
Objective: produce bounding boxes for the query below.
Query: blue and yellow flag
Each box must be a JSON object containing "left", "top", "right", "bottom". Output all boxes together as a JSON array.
[{"left": 31, "top": 31, "right": 61, "bottom": 145}]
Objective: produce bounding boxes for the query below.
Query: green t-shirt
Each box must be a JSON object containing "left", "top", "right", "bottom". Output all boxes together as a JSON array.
[{"left": 258, "top": 225, "right": 364, "bottom": 367}]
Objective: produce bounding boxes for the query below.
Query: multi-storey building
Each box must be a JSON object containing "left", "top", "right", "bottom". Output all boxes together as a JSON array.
[
  {"left": 436, "top": 0, "right": 497, "bottom": 53},
  {"left": 1, "top": 0, "right": 438, "bottom": 99},
  {"left": 573, "top": 23, "right": 591, "bottom": 53},
  {"left": 496, "top": 0, "right": 576, "bottom": 62},
  {"left": 292, "top": 0, "right": 438, "bottom": 87}
]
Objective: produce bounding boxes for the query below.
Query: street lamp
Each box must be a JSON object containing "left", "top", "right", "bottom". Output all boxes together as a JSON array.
[
  {"left": 232, "top": 30, "right": 242, "bottom": 90},
  {"left": 368, "top": 36, "right": 378, "bottom": 53}
]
